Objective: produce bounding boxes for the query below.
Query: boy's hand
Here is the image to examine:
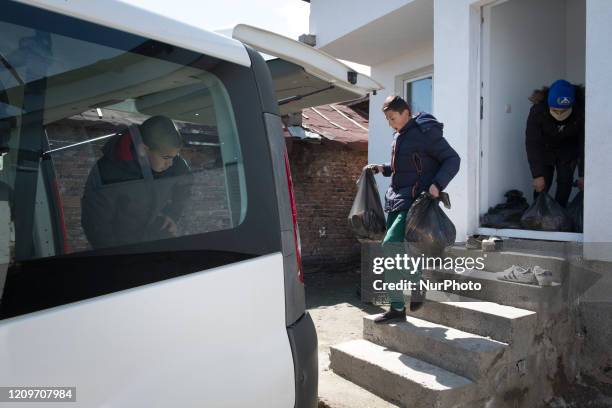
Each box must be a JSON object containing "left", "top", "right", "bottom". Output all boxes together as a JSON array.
[
  {"left": 578, "top": 177, "right": 584, "bottom": 191},
  {"left": 364, "top": 164, "right": 383, "bottom": 174},
  {"left": 160, "top": 215, "right": 178, "bottom": 236},
  {"left": 429, "top": 183, "right": 440, "bottom": 198},
  {"left": 533, "top": 176, "right": 546, "bottom": 192}
]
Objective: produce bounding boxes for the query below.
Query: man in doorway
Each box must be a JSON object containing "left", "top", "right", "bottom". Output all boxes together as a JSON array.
[
  {"left": 525, "top": 79, "right": 584, "bottom": 207},
  {"left": 365, "top": 95, "right": 460, "bottom": 323},
  {"left": 82, "top": 115, "right": 192, "bottom": 249}
]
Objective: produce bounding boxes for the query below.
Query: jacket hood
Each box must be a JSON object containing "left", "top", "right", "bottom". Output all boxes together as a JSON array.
[{"left": 413, "top": 112, "right": 444, "bottom": 132}]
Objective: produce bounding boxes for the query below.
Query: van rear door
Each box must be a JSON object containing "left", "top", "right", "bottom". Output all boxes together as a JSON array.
[{"left": 232, "top": 24, "right": 382, "bottom": 115}]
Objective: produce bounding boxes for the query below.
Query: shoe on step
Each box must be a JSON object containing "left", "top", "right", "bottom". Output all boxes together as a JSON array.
[
  {"left": 498, "top": 265, "right": 538, "bottom": 285},
  {"left": 410, "top": 289, "right": 426, "bottom": 312},
  {"left": 533, "top": 265, "right": 554, "bottom": 286},
  {"left": 374, "top": 306, "right": 406, "bottom": 324}
]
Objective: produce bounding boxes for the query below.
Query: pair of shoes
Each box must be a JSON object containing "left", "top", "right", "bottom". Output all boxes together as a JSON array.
[
  {"left": 374, "top": 306, "right": 406, "bottom": 324},
  {"left": 498, "top": 265, "right": 538, "bottom": 285},
  {"left": 533, "top": 265, "right": 554, "bottom": 286},
  {"left": 410, "top": 289, "right": 426, "bottom": 312}
]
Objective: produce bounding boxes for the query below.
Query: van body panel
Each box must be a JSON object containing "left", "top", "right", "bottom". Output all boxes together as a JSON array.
[
  {"left": 11, "top": 0, "right": 251, "bottom": 67},
  {"left": 0, "top": 253, "right": 295, "bottom": 408}
]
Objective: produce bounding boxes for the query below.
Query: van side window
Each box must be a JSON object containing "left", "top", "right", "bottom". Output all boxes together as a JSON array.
[{"left": 0, "top": 20, "right": 246, "bottom": 259}]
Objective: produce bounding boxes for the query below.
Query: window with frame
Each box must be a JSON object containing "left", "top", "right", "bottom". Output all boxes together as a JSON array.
[{"left": 395, "top": 66, "right": 434, "bottom": 116}]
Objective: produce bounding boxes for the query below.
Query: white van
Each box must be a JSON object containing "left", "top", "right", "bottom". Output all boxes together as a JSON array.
[{"left": 0, "top": 1, "right": 380, "bottom": 407}]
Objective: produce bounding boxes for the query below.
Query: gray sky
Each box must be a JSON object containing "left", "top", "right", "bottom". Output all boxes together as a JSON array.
[{"left": 120, "top": 0, "right": 370, "bottom": 74}]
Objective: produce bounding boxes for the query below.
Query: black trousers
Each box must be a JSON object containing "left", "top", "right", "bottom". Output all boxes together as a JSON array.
[{"left": 533, "top": 159, "right": 576, "bottom": 208}]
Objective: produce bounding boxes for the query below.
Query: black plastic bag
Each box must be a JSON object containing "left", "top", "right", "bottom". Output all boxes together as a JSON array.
[
  {"left": 348, "top": 169, "right": 386, "bottom": 240},
  {"left": 405, "top": 192, "right": 456, "bottom": 256},
  {"left": 481, "top": 189, "right": 529, "bottom": 229},
  {"left": 566, "top": 191, "right": 583, "bottom": 232},
  {"left": 520, "top": 193, "right": 572, "bottom": 231}
]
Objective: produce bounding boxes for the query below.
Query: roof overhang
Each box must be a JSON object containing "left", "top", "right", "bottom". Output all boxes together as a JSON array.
[{"left": 318, "top": 0, "right": 433, "bottom": 66}]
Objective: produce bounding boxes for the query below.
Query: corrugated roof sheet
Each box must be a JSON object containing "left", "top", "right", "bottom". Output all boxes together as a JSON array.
[{"left": 283, "top": 103, "right": 368, "bottom": 151}]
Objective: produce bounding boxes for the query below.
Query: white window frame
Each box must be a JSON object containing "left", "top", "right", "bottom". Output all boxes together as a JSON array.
[{"left": 394, "top": 65, "right": 434, "bottom": 116}]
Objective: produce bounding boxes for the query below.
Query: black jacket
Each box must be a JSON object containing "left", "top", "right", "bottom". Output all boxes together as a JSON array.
[
  {"left": 81, "top": 131, "right": 192, "bottom": 249},
  {"left": 525, "top": 88, "right": 584, "bottom": 178},
  {"left": 381, "top": 113, "right": 460, "bottom": 213}
]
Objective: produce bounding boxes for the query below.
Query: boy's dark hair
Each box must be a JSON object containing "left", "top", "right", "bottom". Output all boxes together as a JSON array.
[
  {"left": 382, "top": 95, "right": 410, "bottom": 114},
  {"left": 139, "top": 115, "right": 182, "bottom": 151}
]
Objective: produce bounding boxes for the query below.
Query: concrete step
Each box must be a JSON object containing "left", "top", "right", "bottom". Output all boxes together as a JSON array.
[
  {"left": 363, "top": 315, "right": 508, "bottom": 381},
  {"left": 421, "top": 267, "right": 563, "bottom": 311},
  {"left": 405, "top": 292, "right": 537, "bottom": 348},
  {"left": 330, "top": 339, "right": 478, "bottom": 408},
  {"left": 446, "top": 246, "right": 568, "bottom": 282}
]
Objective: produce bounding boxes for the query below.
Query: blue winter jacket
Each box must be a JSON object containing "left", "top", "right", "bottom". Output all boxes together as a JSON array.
[{"left": 381, "top": 113, "right": 460, "bottom": 213}]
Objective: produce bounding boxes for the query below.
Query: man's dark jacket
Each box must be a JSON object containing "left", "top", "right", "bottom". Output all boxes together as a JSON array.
[
  {"left": 525, "top": 87, "right": 584, "bottom": 178},
  {"left": 81, "top": 131, "right": 192, "bottom": 249},
  {"left": 381, "top": 113, "right": 460, "bottom": 213}
]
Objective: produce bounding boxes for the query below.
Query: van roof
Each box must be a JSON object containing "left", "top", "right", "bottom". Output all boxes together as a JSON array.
[{"left": 14, "top": 0, "right": 252, "bottom": 67}]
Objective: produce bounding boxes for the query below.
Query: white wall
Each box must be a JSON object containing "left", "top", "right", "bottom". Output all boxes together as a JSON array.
[
  {"left": 432, "top": 0, "right": 477, "bottom": 242},
  {"left": 368, "top": 45, "right": 434, "bottom": 206},
  {"left": 308, "top": 0, "right": 412, "bottom": 48},
  {"left": 482, "top": 0, "right": 567, "bottom": 212},
  {"left": 584, "top": 0, "right": 612, "bottom": 260},
  {"left": 566, "top": 0, "right": 586, "bottom": 84}
]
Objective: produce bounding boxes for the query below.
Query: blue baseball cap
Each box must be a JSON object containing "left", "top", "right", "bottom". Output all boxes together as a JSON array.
[{"left": 548, "top": 79, "right": 575, "bottom": 109}]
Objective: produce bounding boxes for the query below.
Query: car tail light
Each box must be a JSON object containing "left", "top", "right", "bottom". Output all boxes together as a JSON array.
[
  {"left": 51, "top": 179, "right": 70, "bottom": 254},
  {"left": 284, "top": 150, "right": 303, "bottom": 283}
]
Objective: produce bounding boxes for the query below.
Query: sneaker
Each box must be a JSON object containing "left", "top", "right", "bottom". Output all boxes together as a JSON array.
[
  {"left": 466, "top": 235, "right": 485, "bottom": 249},
  {"left": 410, "top": 289, "right": 426, "bottom": 312},
  {"left": 498, "top": 265, "right": 538, "bottom": 285},
  {"left": 373, "top": 306, "right": 406, "bottom": 324},
  {"left": 533, "top": 266, "right": 554, "bottom": 286},
  {"left": 482, "top": 236, "right": 503, "bottom": 251}
]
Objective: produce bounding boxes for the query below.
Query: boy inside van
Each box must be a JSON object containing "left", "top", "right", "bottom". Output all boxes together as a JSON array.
[
  {"left": 365, "top": 95, "right": 460, "bottom": 323},
  {"left": 81, "top": 115, "right": 192, "bottom": 249}
]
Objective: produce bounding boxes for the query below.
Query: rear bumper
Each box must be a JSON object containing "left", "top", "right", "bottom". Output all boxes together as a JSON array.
[{"left": 287, "top": 312, "right": 318, "bottom": 408}]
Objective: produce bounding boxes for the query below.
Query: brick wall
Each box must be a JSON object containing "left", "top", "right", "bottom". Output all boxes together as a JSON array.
[{"left": 287, "top": 139, "right": 368, "bottom": 272}]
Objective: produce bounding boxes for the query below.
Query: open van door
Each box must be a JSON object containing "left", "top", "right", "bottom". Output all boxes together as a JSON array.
[{"left": 232, "top": 24, "right": 383, "bottom": 114}]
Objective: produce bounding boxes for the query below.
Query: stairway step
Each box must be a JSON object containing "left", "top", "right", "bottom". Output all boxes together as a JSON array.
[
  {"left": 330, "top": 339, "right": 477, "bottom": 408},
  {"left": 405, "top": 292, "right": 537, "bottom": 347},
  {"left": 421, "top": 267, "right": 562, "bottom": 310},
  {"left": 364, "top": 315, "right": 508, "bottom": 381}
]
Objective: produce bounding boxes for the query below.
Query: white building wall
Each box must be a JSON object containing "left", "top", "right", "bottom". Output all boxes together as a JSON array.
[
  {"left": 368, "top": 45, "right": 434, "bottom": 206},
  {"left": 432, "top": 0, "right": 478, "bottom": 243},
  {"left": 584, "top": 0, "right": 612, "bottom": 260},
  {"left": 566, "top": 0, "right": 586, "bottom": 83},
  {"left": 308, "top": 0, "right": 412, "bottom": 48}
]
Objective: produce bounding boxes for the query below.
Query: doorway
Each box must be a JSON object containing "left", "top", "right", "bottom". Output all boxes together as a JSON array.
[{"left": 478, "top": 0, "right": 585, "bottom": 241}]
